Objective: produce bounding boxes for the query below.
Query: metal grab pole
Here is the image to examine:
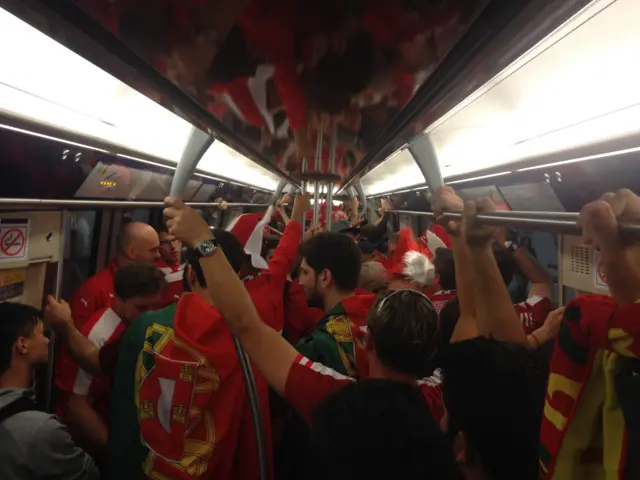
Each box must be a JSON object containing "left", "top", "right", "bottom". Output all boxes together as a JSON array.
[
  {"left": 312, "top": 129, "right": 323, "bottom": 227},
  {"left": 270, "top": 179, "right": 289, "bottom": 206},
  {"left": 354, "top": 181, "right": 367, "bottom": 220},
  {"left": 46, "top": 209, "right": 68, "bottom": 412},
  {"left": 325, "top": 124, "right": 336, "bottom": 231},
  {"left": 301, "top": 157, "right": 308, "bottom": 233},
  {"left": 233, "top": 339, "right": 269, "bottom": 480},
  {"left": 408, "top": 134, "right": 444, "bottom": 191},
  {"left": 391, "top": 210, "right": 640, "bottom": 237},
  {"left": 169, "top": 127, "right": 215, "bottom": 198}
]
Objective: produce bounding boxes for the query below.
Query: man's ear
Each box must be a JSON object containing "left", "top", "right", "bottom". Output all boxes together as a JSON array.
[{"left": 15, "top": 337, "right": 28, "bottom": 356}]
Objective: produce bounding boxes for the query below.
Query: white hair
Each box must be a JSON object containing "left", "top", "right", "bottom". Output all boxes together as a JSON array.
[{"left": 402, "top": 250, "right": 436, "bottom": 287}]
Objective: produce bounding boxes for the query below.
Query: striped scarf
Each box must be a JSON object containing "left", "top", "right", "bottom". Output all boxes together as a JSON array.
[{"left": 539, "top": 295, "right": 640, "bottom": 479}]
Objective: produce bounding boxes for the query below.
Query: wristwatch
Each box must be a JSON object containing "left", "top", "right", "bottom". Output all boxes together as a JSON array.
[
  {"left": 504, "top": 240, "right": 519, "bottom": 252},
  {"left": 193, "top": 237, "right": 218, "bottom": 259}
]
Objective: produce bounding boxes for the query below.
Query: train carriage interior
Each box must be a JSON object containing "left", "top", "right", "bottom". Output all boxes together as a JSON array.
[{"left": 0, "top": 0, "right": 639, "bottom": 478}]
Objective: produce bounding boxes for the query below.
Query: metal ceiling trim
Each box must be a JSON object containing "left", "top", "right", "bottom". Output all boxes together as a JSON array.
[
  {"left": 0, "top": 112, "right": 275, "bottom": 193},
  {"left": 338, "top": 0, "right": 594, "bottom": 193},
  {"left": 0, "top": 0, "right": 300, "bottom": 187}
]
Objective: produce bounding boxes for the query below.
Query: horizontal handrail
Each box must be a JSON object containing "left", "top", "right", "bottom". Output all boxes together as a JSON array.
[
  {"left": 391, "top": 210, "right": 640, "bottom": 236},
  {"left": 0, "top": 198, "right": 270, "bottom": 209}
]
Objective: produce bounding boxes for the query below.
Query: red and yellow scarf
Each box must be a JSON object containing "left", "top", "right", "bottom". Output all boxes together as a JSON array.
[{"left": 540, "top": 295, "right": 640, "bottom": 479}]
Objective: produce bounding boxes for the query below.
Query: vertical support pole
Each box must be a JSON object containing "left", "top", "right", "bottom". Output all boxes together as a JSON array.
[
  {"left": 169, "top": 127, "right": 215, "bottom": 198},
  {"left": 408, "top": 133, "right": 444, "bottom": 193},
  {"left": 354, "top": 181, "right": 367, "bottom": 222},
  {"left": 47, "top": 209, "right": 68, "bottom": 412},
  {"left": 270, "top": 179, "right": 289, "bottom": 206},
  {"left": 312, "top": 129, "right": 323, "bottom": 227},
  {"left": 325, "top": 124, "right": 336, "bottom": 231},
  {"left": 301, "top": 156, "right": 308, "bottom": 233},
  {"left": 557, "top": 234, "right": 564, "bottom": 306}
]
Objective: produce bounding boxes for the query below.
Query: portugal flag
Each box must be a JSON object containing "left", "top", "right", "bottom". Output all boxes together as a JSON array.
[{"left": 107, "top": 293, "right": 261, "bottom": 479}]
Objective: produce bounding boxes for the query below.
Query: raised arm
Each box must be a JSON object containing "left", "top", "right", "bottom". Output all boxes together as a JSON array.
[
  {"left": 463, "top": 199, "right": 528, "bottom": 346},
  {"left": 268, "top": 194, "right": 310, "bottom": 285},
  {"left": 579, "top": 189, "right": 640, "bottom": 307},
  {"left": 164, "top": 198, "right": 298, "bottom": 396},
  {"left": 432, "top": 187, "right": 479, "bottom": 342},
  {"left": 512, "top": 247, "right": 553, "bottom": 299},
  {"left": 44, "top": 296, "right": 102, "bottom": 376}
]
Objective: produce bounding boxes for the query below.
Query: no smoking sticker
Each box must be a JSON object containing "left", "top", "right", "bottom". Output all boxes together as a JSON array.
[
  {"left": 593, "top": 250, "right": 608, "bottom": 289},
  {"left": 0, "top": 220, "right": 29, "bottom": 262}
]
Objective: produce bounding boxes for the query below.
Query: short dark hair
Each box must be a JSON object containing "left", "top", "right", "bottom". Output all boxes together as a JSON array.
[
  {"left": 114, "top": 264, "right": 168, "bottom": 301},
  {"left": 0, "top": 302, "right": 41, "bottom": 375},
  {"left": 433, "top": 248, "right": 456, "bottom": 291},
  {"left": 430, "top": 246, "right": 514, "bottom": 291},
  {"left": 368, "top": 290, "right": 439, "bottom": 377},
  {"left": 183, "top": 228, "right": 244, "bottom": 290},
  {"left": 300, "top": 233, "right": 361, "bottom": 292},
  {"left": 311, "top": 379, "right": 459, "bottom": 480},
  {"left": 442, "top": 338, "right": 549, "bottom": 480}
]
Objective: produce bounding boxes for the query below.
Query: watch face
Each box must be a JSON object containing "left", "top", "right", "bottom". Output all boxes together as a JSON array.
[{"left": 198, "top": 240, "right": 215, "bottom": 256}]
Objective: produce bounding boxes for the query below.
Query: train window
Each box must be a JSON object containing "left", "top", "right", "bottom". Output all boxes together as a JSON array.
[
  {"left": 62, "top": 211, "right": 99, "bottom": 299},
  {"left": 458, "top": 185, "right": 509, "bottom": 209},
  {"left": 498, "top": 182, "right": 565, "bottom": 212}
]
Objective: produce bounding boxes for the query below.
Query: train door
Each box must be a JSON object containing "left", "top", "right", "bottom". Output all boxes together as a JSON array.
[{"left": 0, "top": 211, "right": 64, "bottom": 411}]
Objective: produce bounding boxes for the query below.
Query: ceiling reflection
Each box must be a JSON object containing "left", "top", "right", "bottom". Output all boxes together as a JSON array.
[{"left": 76, "top": 0, "right": 489, "bottom": 181}]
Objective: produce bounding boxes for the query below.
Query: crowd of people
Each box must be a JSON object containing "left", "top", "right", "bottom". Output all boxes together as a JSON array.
[
  {"left": 0, "top": 186, "right": 639, "bottom": 479},
  {"left": 73, "top": 0, "right": 487, "bottom": 173}
]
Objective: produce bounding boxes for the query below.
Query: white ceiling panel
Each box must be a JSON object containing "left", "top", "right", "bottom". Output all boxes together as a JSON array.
[{"left": 362, "top": 0, "right": 640, "bottom": 195}]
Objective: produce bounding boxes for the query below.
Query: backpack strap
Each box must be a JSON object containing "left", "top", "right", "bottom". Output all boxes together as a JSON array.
[{"left": 0, "top": 396, "right": 37, "bottom": 425}]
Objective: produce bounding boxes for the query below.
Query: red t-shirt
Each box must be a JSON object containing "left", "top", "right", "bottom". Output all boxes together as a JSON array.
[
  {"left": 69, "top": 259, "right": 119, "bottom": 329},
  {"left": 430, "top": 290, "right": 457, "bottom": 316},
  {"left": 514, "top": 295, "right": 553, "bottom": 335},
  {"left": 284, "top": 354, "right": 444, "bottom": 426},
  {"left": 56, "top": 307, "right": 125, "bottom": 422},
  {"left": 156, "top": 260, "right": 184, "bottom": 307}
]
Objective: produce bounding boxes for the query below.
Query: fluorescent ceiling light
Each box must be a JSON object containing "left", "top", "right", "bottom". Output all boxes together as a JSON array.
[
  {"left": 0, "top": 8, "right": 193, "bottom": 162},
  {"left": 428, "top": 0, "right": 640, "bottom": 177},
  {"left": 197, "top": 141, "right": 280, "bottom": 191},
  {"left": 447, "top": 171, "right": 512, "bottom": 185},
  {"left": 116, "top": 153, "right": 175, "bottom": 171},
  {"left": 0, "top": 122, "right": 109, "bottom": 153},
  {"left": 0, "top": 8, "right": 281, "bottom": 191},
  {"left": 361, "top": 0, "right": 640, "bottom": 195},
  {"left": 516, "top": 145, "right": 640, "bottom": 172}
]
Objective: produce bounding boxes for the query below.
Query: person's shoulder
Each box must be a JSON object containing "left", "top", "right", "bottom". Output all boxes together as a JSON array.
[
  {"left": 133, "top": 303, "right": 178, "bottom": 330},
  {"left": 6, "top": 410, "right": 65, "bottom": 445}
]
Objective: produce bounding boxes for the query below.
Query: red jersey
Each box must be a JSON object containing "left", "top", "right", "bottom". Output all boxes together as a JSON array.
[
  {"left": 514, "top": 295, "right": 553, "bottom": 335},
  {"left": 284, "top": 354, "right": 444, "bottom": 426},
  {"left": 56, "top": 307, "right": 125, "bottom": 422},
  {"left": 69, "top": 259, "right": 119, "bottom": 329},
  {"left": 156, "top": 260, "right": 184, "bottom": 307},
  {"left": 431, "top": 290, "right": 457, "bottom": 316}
]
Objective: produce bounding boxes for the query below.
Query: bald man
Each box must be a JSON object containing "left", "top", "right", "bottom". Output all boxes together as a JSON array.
[{"left": 69, "top": 222, "right": 160, "bottom": 328}]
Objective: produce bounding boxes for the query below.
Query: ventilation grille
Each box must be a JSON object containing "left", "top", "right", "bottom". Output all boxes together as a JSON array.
[{"left": 571, "top": 245, "right": 592, "bottom": 276}]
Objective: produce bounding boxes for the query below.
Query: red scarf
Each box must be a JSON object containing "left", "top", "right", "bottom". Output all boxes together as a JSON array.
[{"left": 540, "top": 295, "right": 640, "bottom": 479}]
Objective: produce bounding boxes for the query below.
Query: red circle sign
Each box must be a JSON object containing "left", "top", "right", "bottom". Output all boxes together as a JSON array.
[
  {"left": 1, "top": 229, "right": 25, "bottom": 257},
  {"left": 597, "top": 261, "right": 607, "bottom": 285}
]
